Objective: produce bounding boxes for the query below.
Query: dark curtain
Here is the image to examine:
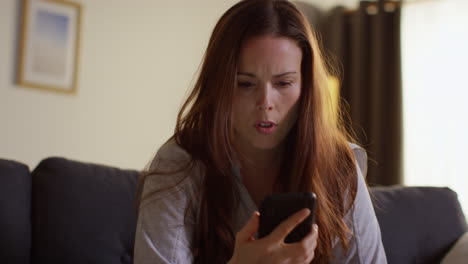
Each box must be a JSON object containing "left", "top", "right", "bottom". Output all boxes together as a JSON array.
[{"left": 315, "top": 1, "right": 402, "bottom": 186}]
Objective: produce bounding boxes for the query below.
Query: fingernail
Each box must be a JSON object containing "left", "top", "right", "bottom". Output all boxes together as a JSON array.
[
  {"left": 253, "top": 211, "right": 260, "bottom": 217},
  {"left": 313, "top": 224, "right": 318, "bottom": 232}
]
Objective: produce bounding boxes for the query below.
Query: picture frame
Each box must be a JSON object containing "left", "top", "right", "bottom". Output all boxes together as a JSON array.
[{"left": 17, "top": 0, "right": 82, "bottom": 94}]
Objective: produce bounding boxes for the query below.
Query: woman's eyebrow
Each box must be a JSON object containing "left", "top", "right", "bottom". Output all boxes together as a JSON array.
[
  {"left": 237, "top": 72, "right": 256, "bottom": 77},
  {"left": 236, "top": 71, "right": 298, "bottom": 77},
  {"left": 273, "top": 71, "right": 298, "bottom": 78}
]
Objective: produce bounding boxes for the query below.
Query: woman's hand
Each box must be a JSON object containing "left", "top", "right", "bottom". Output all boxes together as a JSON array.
[{"left": 228, "top": 209, "right": 319, "bottom": 264}]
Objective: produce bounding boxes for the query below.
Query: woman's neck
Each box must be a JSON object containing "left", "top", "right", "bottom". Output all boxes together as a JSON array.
[
  {"left": 234, "top": 140, "right": 285, "bottom": 206},
  {"left": 235, "top": 139, "right": 284, "bottom": 174}
]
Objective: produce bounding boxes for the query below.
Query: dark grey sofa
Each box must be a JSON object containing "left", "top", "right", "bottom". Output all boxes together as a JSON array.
[
  {"left": 1, "top": 158, "right": 138, "bottom": 264},
  {"left": 0, "top": 158, "right": 466, "bottom": 264}
]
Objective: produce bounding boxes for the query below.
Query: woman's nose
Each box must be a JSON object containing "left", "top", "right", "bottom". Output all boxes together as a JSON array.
[{"left": 256, "top": 84, "right": 273, "bottom": 111}]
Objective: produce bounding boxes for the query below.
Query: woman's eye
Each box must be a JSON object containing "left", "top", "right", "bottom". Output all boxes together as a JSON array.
[
  {"left": 277, "top": 81, "right": 292, "bottom": 88},
  {"left": 237, "top": 81, "right": 254, "bottom": 89}
]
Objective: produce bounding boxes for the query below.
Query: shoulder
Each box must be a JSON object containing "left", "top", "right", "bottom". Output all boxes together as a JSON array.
[
  {"left": 135, "top": 139, "right": 198, "bottom": 263},
  {"left": 348, "top": 142, "right": 368, "bottom": 179},
  {"left": 333, "top": 143, "right": 387, "bottom": 263},
  {"left": 346, "top": 142, "right": 369, "bottom": 210},
  {"left": 141, "top": 138, "right": 203, "bottom": 207},
  {"left": 149, "top": 137, "right": 192, "bottom": 171}
]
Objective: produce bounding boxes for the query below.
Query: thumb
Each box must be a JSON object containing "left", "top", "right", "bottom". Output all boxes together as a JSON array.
[{"left": 236, "top": 211, "right": 260, "bottom": 244}]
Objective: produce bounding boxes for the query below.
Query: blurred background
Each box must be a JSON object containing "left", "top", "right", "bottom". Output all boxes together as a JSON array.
[{"left": 0, "top": 0, "right": 466, "bottom": 214}]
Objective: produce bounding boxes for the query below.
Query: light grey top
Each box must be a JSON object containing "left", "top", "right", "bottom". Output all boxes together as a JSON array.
[{"left": 134, "top": 139, "right": 388, "bottom": 264}]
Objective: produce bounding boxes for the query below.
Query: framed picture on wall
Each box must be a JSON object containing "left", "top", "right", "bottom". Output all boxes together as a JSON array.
[{"left": 17, "top": 0, "right": 82, "bottom": 94}]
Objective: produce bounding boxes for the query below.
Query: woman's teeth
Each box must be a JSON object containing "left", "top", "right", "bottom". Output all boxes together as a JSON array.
[{"left": 259, "top": 123, "right": 273, "bottom": 128}]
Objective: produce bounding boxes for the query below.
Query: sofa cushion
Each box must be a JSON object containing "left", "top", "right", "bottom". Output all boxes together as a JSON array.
[
  {"left": 371, "top": 186, "right": 467, "bottom": 264},
  {"left": 31, "top": 157, "right": 139, "bottom": 264},
  {"left": 0, "top": 159, "right": 31, "bottom": 264}
]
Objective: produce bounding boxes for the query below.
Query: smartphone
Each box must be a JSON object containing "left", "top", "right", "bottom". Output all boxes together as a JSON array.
[{"left": 258, "top": 192, "right": 316, "bottom": 243}]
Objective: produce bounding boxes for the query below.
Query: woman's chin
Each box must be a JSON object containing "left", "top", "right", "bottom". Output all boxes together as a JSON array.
[{"left": 251, "top": 139, "right": 281, "bottom": 150}]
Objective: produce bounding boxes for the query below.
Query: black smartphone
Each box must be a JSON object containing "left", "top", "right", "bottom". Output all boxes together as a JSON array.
[{"left": 258, "top": 192, "right": 316, "bottom": 243}]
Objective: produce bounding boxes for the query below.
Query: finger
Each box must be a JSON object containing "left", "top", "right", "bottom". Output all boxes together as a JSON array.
[
  {"left": 301, "top": 224, "right": 319, "bottom": 247},
  {"left": 284, "top": 224, "right": 318, "bottom": 263},
  {"left": 236, "top": 211, "right": 260, "bottom": 244},
  {"left": 269, "top": 208, "right": 310, "bottom": 242},
  {"left": 302, "top": 224, "right": 319, "bottom": 263}
]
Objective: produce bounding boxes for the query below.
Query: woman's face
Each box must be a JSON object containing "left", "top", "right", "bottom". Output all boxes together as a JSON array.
[{"left": 233, "top": 35, "right": 302, "bottom": 152}]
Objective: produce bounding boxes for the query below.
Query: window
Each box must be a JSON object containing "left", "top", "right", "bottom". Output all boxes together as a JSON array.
[{"left": 402, "top": 0, "right": 468, "bottom": 215}]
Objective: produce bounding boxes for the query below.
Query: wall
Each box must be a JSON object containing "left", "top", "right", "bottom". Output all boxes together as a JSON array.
[{"left": 0, "top": 0, "right": 357, "bottom": 170}]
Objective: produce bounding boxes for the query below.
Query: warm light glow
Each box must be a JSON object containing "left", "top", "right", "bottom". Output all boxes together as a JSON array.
[{"left": 328, "top": 76, "right": 340, "bottom": 124}]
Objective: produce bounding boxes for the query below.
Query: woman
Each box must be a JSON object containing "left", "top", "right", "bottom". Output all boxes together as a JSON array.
[{"left": 134, "top": 0, "right": 387, "bottom": 263}]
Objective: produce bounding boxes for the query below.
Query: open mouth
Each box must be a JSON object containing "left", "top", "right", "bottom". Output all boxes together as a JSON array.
[
  {"left": 254, "top": 122, "right": 277, "bottom": 134},
  {"left": 257, "top": 122, "right": 274, "bottom": 128}
]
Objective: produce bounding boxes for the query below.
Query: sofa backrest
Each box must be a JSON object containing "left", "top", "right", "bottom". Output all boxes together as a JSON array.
[
  {"left": 371, "top": 186, "right": 467, "bottom": 264},
  {"left": 31, "top": 157, "right": 139, "bottom": 264},
  {"left": 2, "top": 156, "right": 468, "bottom": 264},
  {"left": 0, "top": 159, "right": 31, "bottom": 264}
]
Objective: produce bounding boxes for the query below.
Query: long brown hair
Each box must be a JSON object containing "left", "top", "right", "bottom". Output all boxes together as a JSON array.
[{"left": 138, "top": 0, "right": 358, "bottom": 263}]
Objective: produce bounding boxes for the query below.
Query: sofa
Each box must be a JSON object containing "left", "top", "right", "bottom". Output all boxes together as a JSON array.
[{"left": 1, "top": 157, "right": 466, "bottom": 264}]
